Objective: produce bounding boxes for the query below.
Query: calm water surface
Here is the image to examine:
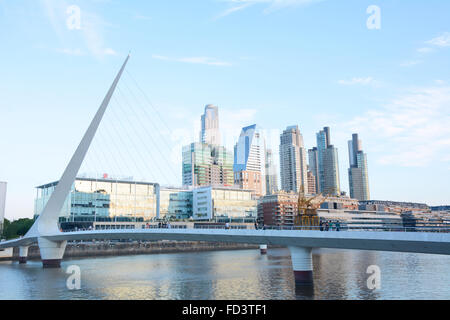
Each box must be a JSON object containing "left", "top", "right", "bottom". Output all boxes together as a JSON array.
[{"left": 0, "top": 248, "right": 449, "bottom": 300}]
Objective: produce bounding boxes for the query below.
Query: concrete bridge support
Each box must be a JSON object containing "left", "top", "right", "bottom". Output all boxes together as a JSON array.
[
  {"left": 288, "top": 246, "right": 313, "bottom": 286},
  {"left": 38, "top": 238, "right": 67, "bottom": 268},
  {"left": 19, "top": 246, "right": 29, "bottom": 264},
  {"left": 259, "top": 244, "right": 267, "bottom": 254}
]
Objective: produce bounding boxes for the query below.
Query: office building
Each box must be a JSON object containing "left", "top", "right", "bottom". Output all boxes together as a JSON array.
[
  {"left": 159, "top": 187, "right": 193, "bottom": 220},
  {"left": 182, "top": 143, "right": 234, "bottom": 188},
  {"left": 265, "top": 149, "right": 278, "bottom": 195},
  {"left": 316, "top": 127, "right": 340, "bottom": 196},
  {"left": 234, "top": 124, "right": 266, "bottom": 197},
  {"left": 35, "top": 178, "right": 159, "bottom": 222},
  {"left": 200, "top": 104, "right": 221, "bottom": 146},
  {"left": 279, "top": 125, "right": 308, "bottom": 194},
  {"left": 192, "top": 186, "right": 257, "bottom": 221},
  {"left": 348, "top": 133, "right": 370, "bottom": 201},
  {"left": 308, "top": 148, "right": 319, "bottom": 194}
]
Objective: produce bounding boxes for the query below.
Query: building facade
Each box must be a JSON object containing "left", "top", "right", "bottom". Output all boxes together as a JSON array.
[
  {"left": 348, "top": 133, "right": 370, "bottom": 201},
  {"left": 182, "top": 142, "right": 234, "bottom": 188},
  {"left": 265, "top": 149, "right": 278, "bottom": 195},
  {"left": 308, "top": 148, "right": 319, "bottom": 194},
  {"left": 307, "top": 170, "right": 317, "bottom": 195},
  {"left": 257, "top": 192, "right": 298, "bottom": 226},
  {"left": 159, "top": 188, "right": 193, "bottom": 220},
  {"left": 192, "top": 186, "right": 257, "bottom": 221},
  {"left": 279, "top": 125, "right": 308, "bottom": 194},
  {"left": 316, "top": 127, "right": 340, "bottom": 196},
  {"left": 35, "top": 178, "right": 159, "bottom": 222},
  {"left": 233, "top": 125, "right": 266, "bottom": 197},
  {"left": 200, "top": 104, "right": 221, "bottom": 146}
]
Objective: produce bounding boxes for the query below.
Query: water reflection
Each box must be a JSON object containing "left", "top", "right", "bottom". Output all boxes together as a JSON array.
[{"left": 0, "top": 248, "right": 449, "bottom": 300}]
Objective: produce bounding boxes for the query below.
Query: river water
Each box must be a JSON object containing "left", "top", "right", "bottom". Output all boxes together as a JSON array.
[{"left": 0, "top": 248, "right": 449, "bottom": 300}]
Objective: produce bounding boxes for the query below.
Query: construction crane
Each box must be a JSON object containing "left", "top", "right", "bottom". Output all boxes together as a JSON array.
[{"left": 294, "top": 186, "right": 330, "bottom": 228}]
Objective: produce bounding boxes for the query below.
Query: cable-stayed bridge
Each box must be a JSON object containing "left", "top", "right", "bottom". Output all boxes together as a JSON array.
[{"left": 1, "top": 55, "right": 449, "bottom": 286}]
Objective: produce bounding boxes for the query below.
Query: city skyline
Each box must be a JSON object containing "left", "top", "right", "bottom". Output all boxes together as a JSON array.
[{"left": 1, "top": 1, "right": 450, "bottom": 220}]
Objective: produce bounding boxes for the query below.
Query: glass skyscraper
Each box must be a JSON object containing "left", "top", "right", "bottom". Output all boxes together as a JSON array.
[
  {"left": 316, "top": 127, "right": 340, "bottom": 196},
  {"left": 233, "top": 124, "right": 266, "bottom": 196},
  {"left": 348, "top": 133, "right": 370, "bottom": 201},
  {"left": 200, "top": 104, "right": 221, "bottom": 146},
  {"left": 182, "top": 142, "right": 234, "bottom": 187}
]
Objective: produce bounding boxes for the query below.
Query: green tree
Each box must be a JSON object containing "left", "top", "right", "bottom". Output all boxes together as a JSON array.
[{"left": 2, "top": 218, "right": 34, "bottom": 240}]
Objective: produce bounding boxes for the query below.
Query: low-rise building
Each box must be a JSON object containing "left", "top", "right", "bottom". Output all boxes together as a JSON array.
[
  {"left": 193, "top": 186, "right": 257, "bottom": 221},
  {"left": 35, "top": 177, "right": 159, "bottom": 223},
  {"left": 359, "top": 200, "right": 429, "bottom": 214},
  {"left": 257, "top": 191, "right": 298, "bottom": 226},
  {"left": 320, "top": 195, "right": 359, "bottom": 210}
]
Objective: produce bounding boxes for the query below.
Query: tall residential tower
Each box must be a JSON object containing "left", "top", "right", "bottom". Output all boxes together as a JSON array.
[
  {"left": 279, "top": 125, "right": 308, "bottom": 194},
  {"left": 316, "top": 127, "right": 340, "bottom": 196},
  {"left": 348, "top": 133, "right": 370, "bottom": 201}
]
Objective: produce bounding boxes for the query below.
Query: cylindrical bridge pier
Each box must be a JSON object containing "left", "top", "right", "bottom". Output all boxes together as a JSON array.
[
  {"left": 259, "top": 244, "right": 267, "bottom": 255},
  {"left": 38, "top": 238, "right": 67, "bottom": 268},
  {"left": 288, "top": 246, "right": 313, "bottom": 286},
  {"left": 19, "top": 246, "right": 29, "bottom": 264}
]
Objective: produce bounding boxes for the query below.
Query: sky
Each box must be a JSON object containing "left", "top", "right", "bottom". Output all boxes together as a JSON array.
[{"left": 0, "top": 0, "right": 449, "bottom": 220}]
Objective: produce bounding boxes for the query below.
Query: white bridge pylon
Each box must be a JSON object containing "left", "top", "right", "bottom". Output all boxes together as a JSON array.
[{"left": 5, "top": 55, "right": 130, "bottom": 267}]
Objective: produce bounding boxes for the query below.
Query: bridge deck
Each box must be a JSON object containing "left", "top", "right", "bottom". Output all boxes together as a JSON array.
[{"left": 2, "top": 229, "right": 448, "bottom": 255}]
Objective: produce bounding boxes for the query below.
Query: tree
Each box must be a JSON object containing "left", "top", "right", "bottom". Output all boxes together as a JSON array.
[{"left": 1, "top": 218, "right": 34, "bottom": 240}]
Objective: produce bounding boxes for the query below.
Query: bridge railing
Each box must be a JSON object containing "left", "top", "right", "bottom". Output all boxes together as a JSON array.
[{"left": 62, "top": 225, "right": 450, "bottom": 233}]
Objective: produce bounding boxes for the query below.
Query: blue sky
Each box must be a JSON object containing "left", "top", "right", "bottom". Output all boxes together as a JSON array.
[{"left": 1, "top": 0, "right": 449, "bottom": 220}]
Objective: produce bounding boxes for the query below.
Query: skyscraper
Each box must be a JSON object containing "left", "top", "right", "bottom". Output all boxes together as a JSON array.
[
  {"left": 200, "top": 104, "right": 221, "bottom": 146},
  {"left": 234, "top": 124, "right": 266, "bottom": 196},
  {"left": 316, "top": 127, "right": 340, "bottom": 196},
  {"left": 265, "top": 149, "right": 278, "bottom": 195},
  {"left": 279, "top": 125, "right": 308, "bottom": 194},
  {"left": 308, "top": 147, "right": 319, "bottom": 194},
  {"left": 348, "top": 133, "right": 370, "bottom": 200}
]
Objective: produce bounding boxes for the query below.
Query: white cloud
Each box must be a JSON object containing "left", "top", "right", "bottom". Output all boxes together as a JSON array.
[
  {"left": 426, "top": 32, "right": 450, "bottom": 47},
  {"left": 338, "top": 77, "right": 376, "bottom": 86},
  {"left": 345, "top": 86, "right": 450, "bottom": 167},
  {"left": 400, "top": 60, "right": 422, "bottom": 67},
  {"left": 216, "top": 0, "right": 324, "bottom": 18},
  {"left": 57, "top": 48, "right": 85, "bottom": 56},
  {"left": 152, "top": 55, "right": 232, "bottom": 67},
  {"left": 417, "top": 47, "right": 434, "bottom": 54}
]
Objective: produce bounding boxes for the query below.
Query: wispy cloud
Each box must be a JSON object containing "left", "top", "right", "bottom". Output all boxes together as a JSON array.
[
  {"left": 346, "top": 86, "right": 450, "bottom": 167},
  {"left": 338, "top": 77, "right": 377, "bottom": 86},
  {"left": 417, "top": 47, "right": 434, "bottom": 54},
  {"left": 216, "top": 0, "right": 324, "bottom": 19},
  {"left": 400, "top": 60, "right": 422, "bottom": 67},
  {"left": 152, "top": 55, "right": 232, "bottom": 66},
  {"left": 57, "top": 48, "right": 85, "bottom": 56},
  {"left": 426, "top": 32, "right": 450, "bottom": 47}
]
